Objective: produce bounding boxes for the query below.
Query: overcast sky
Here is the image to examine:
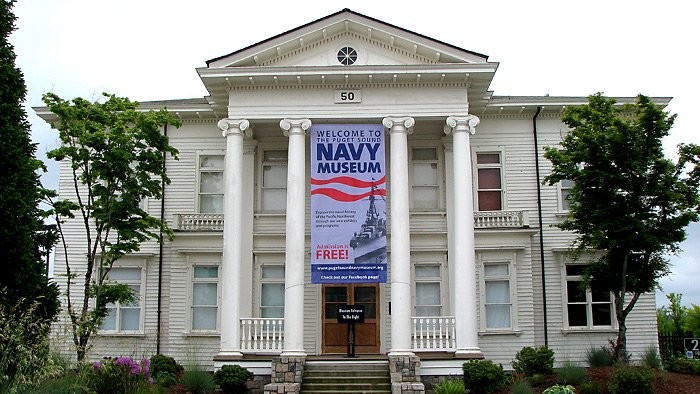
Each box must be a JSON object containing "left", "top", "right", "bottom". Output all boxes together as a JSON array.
[{"left": 11, "top": 0, "right": 699, "bottom": 307}]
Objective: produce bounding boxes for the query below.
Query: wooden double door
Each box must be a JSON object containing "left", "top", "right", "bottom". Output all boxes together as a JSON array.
[{"left": 322, "top": 284, "right": 380, "bottom": 354}]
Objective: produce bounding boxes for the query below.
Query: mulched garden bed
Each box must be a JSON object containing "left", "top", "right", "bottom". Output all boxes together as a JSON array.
[{"left": 493, "top": 367, "right": 700, "bottom": 394}]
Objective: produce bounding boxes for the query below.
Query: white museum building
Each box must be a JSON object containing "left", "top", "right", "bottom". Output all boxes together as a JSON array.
[{"left": 40, "top": 9, "right": 662, "bottom": 393}]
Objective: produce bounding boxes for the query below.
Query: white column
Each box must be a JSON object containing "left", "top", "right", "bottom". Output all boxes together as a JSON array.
[
  {"left": 280, "top": 118, "right": 311, "bottom": 356},
  {"left": 445, "top": 115, "right": 482, "bottom": 358},
  {"left": 382, "top": 116, "right": 415, "bottom": 355},
  {"left": 217, "top": 118, "right": 250, "bottom": 358}
]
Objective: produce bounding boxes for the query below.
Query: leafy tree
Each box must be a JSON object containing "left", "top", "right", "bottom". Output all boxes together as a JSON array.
[
  {"left": 656, "top": 293, "right": 687, "bottom": 334},
  {"left": 685, "top": 304, "right": 700, "bottom": 337},
  {"left": 544, "top": 93, "right": 700, "bottom": 363},
  {"left": 0, "top": 0, "right": 59, "bottom": 318},
  {"left": 44, "top": 92, "right": 180, "bottom": 362}
]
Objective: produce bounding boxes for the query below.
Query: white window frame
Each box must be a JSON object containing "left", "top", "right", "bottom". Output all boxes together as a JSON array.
[
  {"left": 257, "top": 148, "right": 288, "bottom": 213},
  {"left": 411, "top": 258, "right": 447, "bottom": 318},
  {"left": 188, "top": 261, "right": 221, "bottom": 334},
  {"left": 478, "top": 251, "right": 517, "bottom": 333},
  {"left": 258, "top": 264, "right": 285, "bottom": 319},
  {"left": 99, "top": 265, "right": 146, "bottom": 334},
  {"left": 558, "top": 179, "right": 575, "bottom": 212},
  {"left": 408, "top": 145, "right": 443, "bottom": 211},
  {"left": 562, "top": 262, "right": 616, "bottom": 330},
  {"left": 472, "top": 147, "right": 506, "bottom": 211},
  {"left": 196, "top": 151, "right": 225, "bottom": 214}
]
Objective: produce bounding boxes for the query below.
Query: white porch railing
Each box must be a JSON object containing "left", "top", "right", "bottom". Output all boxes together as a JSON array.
[
  {"left": 174, "top": 213, "right": 224, "bottom": 231},
  {"left": 175, "top": 211, "right": 529, "bottom": 232},
  {"left": 411, "top": 316, "right": 456, "bottom": 351},
  {"left": 474, "top": 210, "right": 529, "bottom": 228},
  {"left": 240, "top": 318, "right": 284, "bottom": 352}
]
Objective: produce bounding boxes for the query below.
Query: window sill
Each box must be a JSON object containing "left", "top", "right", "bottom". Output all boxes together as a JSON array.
[
  {"left": 479, "top": 330, "right": 522, "bottom": 337},
  {"left": 560, "top": 328, "right": 618, "bottom": 335},
  {"left": 555, "top": 212, "right": 570, "bottom": 218},
  {"left": 97, "top": 332, "right": 145, "bottom": 337},
  {"left": 185, "top": 331, "right": 221, "bottom": 337}
]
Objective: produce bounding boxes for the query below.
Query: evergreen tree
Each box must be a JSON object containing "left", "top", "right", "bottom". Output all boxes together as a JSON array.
[{"left": 0, "top": 0, "right": 59, "bottom": 318}]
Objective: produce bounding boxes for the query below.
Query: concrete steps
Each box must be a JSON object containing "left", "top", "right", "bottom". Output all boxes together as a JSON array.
[{"left": 301, "top": 360, "right": 391, "bottom": 394}]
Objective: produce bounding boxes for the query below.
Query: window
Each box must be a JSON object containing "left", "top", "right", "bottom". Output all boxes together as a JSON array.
[
  {"left": 260, "top": 265, "right": 285, "bottom": 318},
  {"left": 414, "top": 264, "right": 442, "bottom": 317},
  {"left": 483, "top": 263, "right": 512, "bottom": 329},
  {"left": 261, "top": 150, "right": 288, "bottom": 211},
  {"left": 198, "top": 154, "right": 224, "bottom": 213},
  {"left": 559, "top": 179, "right": 575, "bottom": 211},
  {"left": 475, "top": 152, "right": 503, "bottom": 211},
  {"left": 411, "top": 147, "right": 440, "bottom": 209},
  {"left": 565, "top": 264, "right": 613, "bottom": 328},
  {"left": 191, "top": 266, "right": 219, "bottom": 331},
  {"left": 101, "top": 267, "right": 143, "bottom": 333}
]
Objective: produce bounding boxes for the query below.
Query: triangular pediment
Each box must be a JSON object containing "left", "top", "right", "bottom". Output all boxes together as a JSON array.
[{"left": 207, "top": 9, "right": 489, "bottom": 68}]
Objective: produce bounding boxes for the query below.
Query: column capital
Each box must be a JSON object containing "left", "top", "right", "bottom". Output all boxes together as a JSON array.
[
  {"left": 445, "top": 115, "right": 480, "bottom": 135},
  {"left": 218, "top": 118, "right": 250, "bottom": 138},
  {"left": 280, "top": 118, "right": 311, "bottom": 137},
  {"left": 382, "top": 116, "right": 415, "bottom": 134}
]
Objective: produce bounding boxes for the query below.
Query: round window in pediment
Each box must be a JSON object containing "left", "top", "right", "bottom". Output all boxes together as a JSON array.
[{"left": 337, "top": 46, "right": 358, "bottom": 66}]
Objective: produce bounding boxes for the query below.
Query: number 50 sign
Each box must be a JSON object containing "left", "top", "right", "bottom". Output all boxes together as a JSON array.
[{"left": 684, "top": 338, "right": 700, "bottom": 358}]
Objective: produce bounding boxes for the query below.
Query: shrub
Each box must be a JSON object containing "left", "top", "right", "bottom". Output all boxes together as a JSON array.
[
  {"left": 433, "top": 378, "right": 465, "bottom": 394},
  {"left": 556, "top": 361, "right": 586, "bottom": 385},
  {"left": 182, "top": 365, "right": 216, "bottom": 394},
  {"left": 586, "top": 346, "right": 614, "bottom": 367},
  {"left": 89, "top": 357, "right": 153, "bottom": 393},
  {"left": 462, "top": 359, "right": 507, "bottom": 394},
  {"left": 666, "top": 355, "right": 700, "bottom": 375},
  {"left": 640, "top": 346, "right": 662, "bottom": 370},
  {"left": 528, "top": 373, "right": 547, "bottom": 387},
  {"left": 607, "top": 366, "right": 655, "bottom": 394},
  {"left": 542, "top": 384, "right": 575, "bottom": 394},
  {"left": 214, "top": 365, "right": 253, "bottom": 394},
  {"left": 150, "top": 354, "right": 183, "bottom": 387},
  {"left": 579, "top": 380, "right": 601, "bottom": 394},
  {"left": 511, "top": 380, "right": 534, "bottom": 394},
  {"left": 512, "top": 346, "right": 555, "bottom": 376}
]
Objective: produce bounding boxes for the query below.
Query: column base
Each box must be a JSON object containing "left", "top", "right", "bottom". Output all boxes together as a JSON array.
[
  {"left": 392, "top": 382, "right": 425, "bottom": 393},
  {"left": 388, "top": 353, "right": 423, "bottom": 393},
  {"left": 264, "top": 383, "right": 301, "bottom": 393},
  {"left": 454, "top": 348, "right": 484, "bottom": 359}
]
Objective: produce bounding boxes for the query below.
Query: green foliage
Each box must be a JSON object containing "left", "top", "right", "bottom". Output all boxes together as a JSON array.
[
  {"left": 657, "top": 293, "right": 688, "bottom": 335},
  {"left": 665, "top": 356, "right": 700, "bottom": 375},
  {"left": 433, "top": 378, "right": 465, "bottom": 394},
  {"left": 557, "top": 361, "right": 587, "bottom": 385},
  {"left": 510, "top": 380, "right": 534, "bottom": 394},
  {"left": 1, "top": 0, "right": 60, "bottom": 324},
  {"left": 43, "top": 92, "right": 180, "bottom": 361},
  {"left": 150, "top": 354, "right": 183, "bottom": 387},
  {"left": 640, "top": 346, "right": 662, "bottom": 370},
  {"left": 214, "top": 365, "right": 253, "bottom": 394},
  {"left": 512, "top": 346, "right": 555, "bottom": 376},
  {"left": 607, "top": 366, "right": 655, "bottom": 394},
  {"left": 579, "top": 380, "right": 601, "bottom": 394},
  {"left": 586, "top": 346, "right": 614, "bottom": 367},
  {"left": 685, "top": 304, "right": 700, "bottom": 336},
  {"left": 0, "top": 296, "right": 64, "bottom": 393},
  {"left": 544, "top": 93, "right": 700, "bottom": 361},
  {"left": 542, "top": 384, "right": 575, "bottom": 394},
  {"left": 88, "top": 357, "right": 152, "bottom": 393},
  {"left": 182, "top": 365, "right": 216, "bottom": 394},
  {"left": 462, "top": 359, "right": 507, "bottom": 394},
  {"left": 527, "top": 373, "right": 547, "bottom": 387}
]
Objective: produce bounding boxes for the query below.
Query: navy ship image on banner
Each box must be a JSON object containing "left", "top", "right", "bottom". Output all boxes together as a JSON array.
[{"left": 350, "top": 182, "right": 387, "bottom": 265}]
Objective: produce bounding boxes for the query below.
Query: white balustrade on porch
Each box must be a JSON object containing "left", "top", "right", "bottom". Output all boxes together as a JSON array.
[
  {"left": 240, "top": 318, "right": 284, "bottom": 352},
  {"left": 174, "top": 213, "right": 224, "bottom": 231},
  {"left": 411, "top": 316, "right": 456, "bottom": 351}
]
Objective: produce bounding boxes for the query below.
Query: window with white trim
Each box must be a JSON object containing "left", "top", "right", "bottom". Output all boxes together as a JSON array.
[
  {"left": 191, "top": 266, "right": 219, "bottom": 331},
  {"left": 198, "top": 154, "right": 224, "bottom": 213},
  {"left": 413, "top": 264, "right": 443, "bottom": 317},
  {"left": 483, "top": 262, "right": 512, "bottom": 329},
  {"left": 565, "top": 264, "right": 613, "bottom": 328},
  {"left": 559, "top": 179, "right": 575, "bottom": 211},
  {"left": 411, "top": 147, "right": 440, "bottom": 210},
  {"left": 260, "top": 265, "right": 285, "bottom": 318},
  {"left": 100, "top": 267, "right": 143, "bottom": 333},
  {"left": 261, "top": 150, "right": 288, "bottom": 212},
  {"left": 475, "top": 151, "right": 504, "bottom": 211}
]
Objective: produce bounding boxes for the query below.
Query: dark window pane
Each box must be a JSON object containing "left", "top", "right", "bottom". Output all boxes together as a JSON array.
[
  {"left": 477, "top": 153, "right": 500, "bottom": 164},
  {"left": 592, "top": 303, "right": 612, "bottom": 326},
  {"left": 478, "top": 168, "right": 501, "bottom": 189},
  {"left": 324, "top": 287, "right": 347, "bottom": 303},
  {"left": 359, "top": 303, "right": 376, "bottom": 318},
  {"left": 325, "top": 304, "right": 338, "bottom": 319},
  {"left": 567, "top": 281, "right": 586, "bottom": 302},
  {"left": 591, "top": 288, "right": 610, "bottom": 302},
  {"left": 568, "top": 304, "right": 587, "bottom": 326},
  {"left": 354, "top": 287, "right": 376, "bottom": 303},
  {"left": 478, "top": 191, "right": 502, "bottom": 211},
  {"left": 566, "top": 265, "right": 586, "bottom": 276}
]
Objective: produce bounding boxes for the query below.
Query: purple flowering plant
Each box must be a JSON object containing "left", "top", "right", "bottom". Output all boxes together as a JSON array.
[{"left": 90, "top": 356, "right": 153, "bottom": 392}]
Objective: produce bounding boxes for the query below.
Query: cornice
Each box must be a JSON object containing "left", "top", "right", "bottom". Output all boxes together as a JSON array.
[{"left": 228, "top": 81, "right": 469, "bottom": 91}]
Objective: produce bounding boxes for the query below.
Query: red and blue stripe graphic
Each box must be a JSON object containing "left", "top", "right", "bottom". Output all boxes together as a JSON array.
[{"left": 310, "top": 175, "right": 386, "bottom": 202}]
